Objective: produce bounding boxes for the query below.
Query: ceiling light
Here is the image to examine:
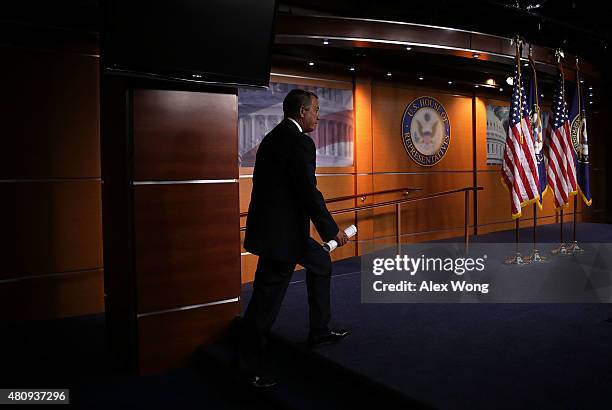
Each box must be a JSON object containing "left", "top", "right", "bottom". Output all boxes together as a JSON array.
[
  {"left": 448, "top": 81, "right": 453, "bottom": 85},
  {"left": 589, "top": 93, "right": 593, "bottom": 97},
  {"left": 387, "top": 72, "right": 392, "bottom": 77},
  {"left": 349, "top": 66, "right": 355, "bottom": 71},
  {"left": 588, "top": 86, "right": 593, "bottom": 90},
  {"left": 323, "top": 40, "right": 329, "bottom": 45},
  {"left": 499, "top": 87, "right": 504, "bottom": 92},
  {"left": 506, "top": 77, "right": 513, "bottom": 86},
  {"left": 540, "top": 94, "right": 544, "bottom": 98},
  {"left": 580, "top": 79, "right": 584, "bottom": 83},
  {"left": 308, "top": 61, "right": 315, "bottom": 66},
  {"left": 475, "top": 84, "right": 480, "bottom": 88},
  {"left": 406, "top": 46, "right": 412, "bottom": 51},
  {"left": 486, "top": 78, "right": 496, "bottom": 86},
  {"left": 418, "top": 76, "right": 424, "bottom": 80},
  {"left": 473, "top": 53, "right": 479, "bottom": 58}
]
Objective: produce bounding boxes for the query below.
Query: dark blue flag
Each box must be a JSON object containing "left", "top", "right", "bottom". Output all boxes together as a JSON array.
[
  {"left": 526, "top": 59, "right": 547, "bottom": 202},
  {"left": 568, "top": 75, "right": 592, "bottom": 206}
]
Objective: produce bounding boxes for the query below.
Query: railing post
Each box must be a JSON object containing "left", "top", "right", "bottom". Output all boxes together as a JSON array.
[
  {"left": 464, "top": 189, "right": 469, "bottom": 254},
  {"left": 395, "top": 203, "right": 401, "bottom": 248}
]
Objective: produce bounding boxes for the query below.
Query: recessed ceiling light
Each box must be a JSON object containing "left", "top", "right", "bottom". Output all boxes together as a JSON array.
[
  {"left": 475, "top": 84, "right": 480, "bottom": 88},
  {"left": 308, "top": 61, "right": 315, "bottom": 66},
  {"left": 589, "top": 93, "right": 593, "bottom": 97},
  {"left": 499, "top": 87, "right": 504, "bottom": 92},
  {"left": 387, "top": 72, "right": 392, "bottom": 77},
  {"left": 406, "top": 46, "right": 412, "bottom": 51},
  {"left": 588, "top": 86, "right": 593, "bottom": 90},
  {"left": 524, "top": 62, "right": 529, "bottom": 67},
  {"left": 448, "top": 81, "right": 453, "bottom": 85},
  {"left": 473, "top": 53, "right": 480, "bottom": 58},
  {"left": 323, "top": 40, "right": 329, "bottom": 45},
  {"left": 589, "top": 101, "right": 593, "bottom": 104},
  {"left": 506, "top": 77, "right": 513, "bottom": 86},
  {"left": 580, "top": 79, "right": 584, "bottom": 83},
  {"left": 418, "top": 76, "right": 424, "bottom": 80},
  {"left": 349, "top": 66, "right": 355, "bottom": 71},
  {"left": 540, "top": 94, "right": 544, "bottom": 98}
]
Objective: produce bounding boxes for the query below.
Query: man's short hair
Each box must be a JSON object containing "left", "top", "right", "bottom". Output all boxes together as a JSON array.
[{"left": 283, "top": 89, "right": 318, "bottom": 118}]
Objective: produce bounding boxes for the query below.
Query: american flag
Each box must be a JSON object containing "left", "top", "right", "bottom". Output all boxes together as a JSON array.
[
  {"left": 501, "top": 54, "right": 540, "bottom": 219},
  {"left": 543, "top": 65, "right": 577, "bottom": 209}
]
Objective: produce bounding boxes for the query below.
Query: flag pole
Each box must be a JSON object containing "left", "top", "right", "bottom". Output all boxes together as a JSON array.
[
  {"left": 504, "top": 36, "right": 527, "bottom": 265},
  {"left": 551, "top": 49, "right": 570, "bottom": 256},
  {"left": 568, "top": 57, "right": 584, "bottom": 254},
  {"left": 526, "top": 45, "right": 545, "bottom": 263},
  {"left": 529, "top": 203, "right": 545, "bottom": 262},
  {"left": 506, "top": 217, "right": 525, "bottom": 264},
  {"left": 552, "top": 208, "right": 569, "bottom": 255}
]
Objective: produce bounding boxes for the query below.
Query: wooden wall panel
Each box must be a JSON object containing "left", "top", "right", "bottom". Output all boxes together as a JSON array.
[
  {"left": 138, "top": 302, "right": 239, "bottom": 374},
  {"left": 0, "top": 181, "right": 103, "bottom": 278},
  {"left": 0, "top": 269, "right": 104, "bottom": 321},
  {"left": 477, "top": 170, "right": 583, "bottom": 228},
  {"left": 355, "top": 79, "right": 375, "bottom": 254},
  {"left": 0, "top": 48, "right": 100, "bottom": 179},
  {"left": 240, "top": 252, "right": 258, "bottom": 284},
  {"left": 133, "top": 89, "right": 238, "bottom": 180},
  {"left": 134, "top": 183, "right": 240, "bottom": 313},
  {"left": 371, "top": 83, "right": 474, "bottom": 173},
  {"left": 370, "top": 173, "right": 474, "bottom": 239}
]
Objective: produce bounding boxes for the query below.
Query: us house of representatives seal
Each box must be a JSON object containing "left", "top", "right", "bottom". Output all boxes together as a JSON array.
[{"left": 401, "top": 96, "right": 451, "bottom": 166}]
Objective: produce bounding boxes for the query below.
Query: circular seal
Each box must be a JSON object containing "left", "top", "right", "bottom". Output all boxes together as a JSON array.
[
  {"left": 570, "top": 115, "right": 582, "bottom": 156},
  {"left": 401, "top": 96, "right": 451, "bottom": 166}
]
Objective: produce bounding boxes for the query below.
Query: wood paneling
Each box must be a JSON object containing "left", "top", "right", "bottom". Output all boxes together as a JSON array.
[
  {"left": 0, "top": 269, "right": 104, "bottom": 321},
  {"left": 270, "top": 70, "right": 353, "bottom": 89},
  {"left": 369, "top": 173, "right": 474, "bottom": 239},
  {"left": 0, "top": 181, "right": 103, "bottom": 278},
  {"left": 0, "top": 48, "right": 100, "bottom": 179},
  {"left": 133, "top": 89, "right": 238, "bottom": 180},
  {"left": 371, "top": 83, "right": 473, "bottom": 172},
  {"left": 138, "top": 301, "right": 239, "bottom": 375},
  {"left": 134, "top": 183, "right": 241, "bottom": 313}
]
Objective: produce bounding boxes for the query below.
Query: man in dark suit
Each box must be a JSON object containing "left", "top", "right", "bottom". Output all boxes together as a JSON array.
[{"left": 240, "top": 89, "right": 349, "bottom": 388}]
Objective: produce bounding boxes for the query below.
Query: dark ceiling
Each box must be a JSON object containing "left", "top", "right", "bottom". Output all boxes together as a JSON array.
[
  {"left": 2, "top": 0, "right": 608, "bottom": 65},
  {"left": 279, "top": 0, "right": 610, "bottom": 66}
]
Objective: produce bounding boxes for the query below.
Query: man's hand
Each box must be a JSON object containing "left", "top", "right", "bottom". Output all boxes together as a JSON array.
[{"left": 334, "top": 229, "right": 349, "bottom": 247}]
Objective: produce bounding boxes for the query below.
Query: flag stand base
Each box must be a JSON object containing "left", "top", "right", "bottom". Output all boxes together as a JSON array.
[
  {"left": 551, "top": 243, "right": 570, "bottom": 255},
  {"left": 504, "top": 252, "right": 529, "bottom": 265},
  {"left": 566, "top": 241, "right": 584, "bottom": 254},
  {"left": 525, "top": 249, "right": 547, "bottom": 263}
]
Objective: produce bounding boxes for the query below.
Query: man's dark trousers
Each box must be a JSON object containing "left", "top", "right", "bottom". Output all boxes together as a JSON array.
[{"left": 240, "top": 237, "right": 331, "bottom": 375}]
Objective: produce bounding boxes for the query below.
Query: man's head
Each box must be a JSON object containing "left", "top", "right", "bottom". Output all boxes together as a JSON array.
[{"left": 282, "top": 89, "right": 319, "bottom": 133}]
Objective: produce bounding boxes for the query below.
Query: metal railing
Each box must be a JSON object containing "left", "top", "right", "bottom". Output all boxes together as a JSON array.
[
  {"left": 239, "top": 187, "right": 420, "bottom": 218},
  {"left": 240, "top": 186, "right": 483, "bottom": 249},
  {"left": 328, "top": 186, "right": 483, "bottom": 250}
]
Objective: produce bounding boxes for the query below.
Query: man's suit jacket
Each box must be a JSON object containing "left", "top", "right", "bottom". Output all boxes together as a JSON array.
[{"left": 244, "top": 118, "right": 339, "bottom": 263}]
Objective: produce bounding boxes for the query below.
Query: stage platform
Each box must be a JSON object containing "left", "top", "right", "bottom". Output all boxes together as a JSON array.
[{"left": 242, "top": 223, "right": 612, "bottom": 409}]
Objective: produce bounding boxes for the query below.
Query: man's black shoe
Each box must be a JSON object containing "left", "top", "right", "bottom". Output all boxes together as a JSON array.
[
  {"left": 308, "top": 328, "right": 349, "bottom": 348},
  {"left": 248, "top": 375, "right": 278, "bottom": 389}
]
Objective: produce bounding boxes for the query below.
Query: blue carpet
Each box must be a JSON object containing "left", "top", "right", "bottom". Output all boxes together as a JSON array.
[{"left": 242, "top": 223, "right": 612, "bottom": 410}]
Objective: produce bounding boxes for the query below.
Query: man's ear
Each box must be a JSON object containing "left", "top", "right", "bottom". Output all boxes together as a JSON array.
[{"left": 299, "top": 105, "right": 306, "bottom": 118}]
